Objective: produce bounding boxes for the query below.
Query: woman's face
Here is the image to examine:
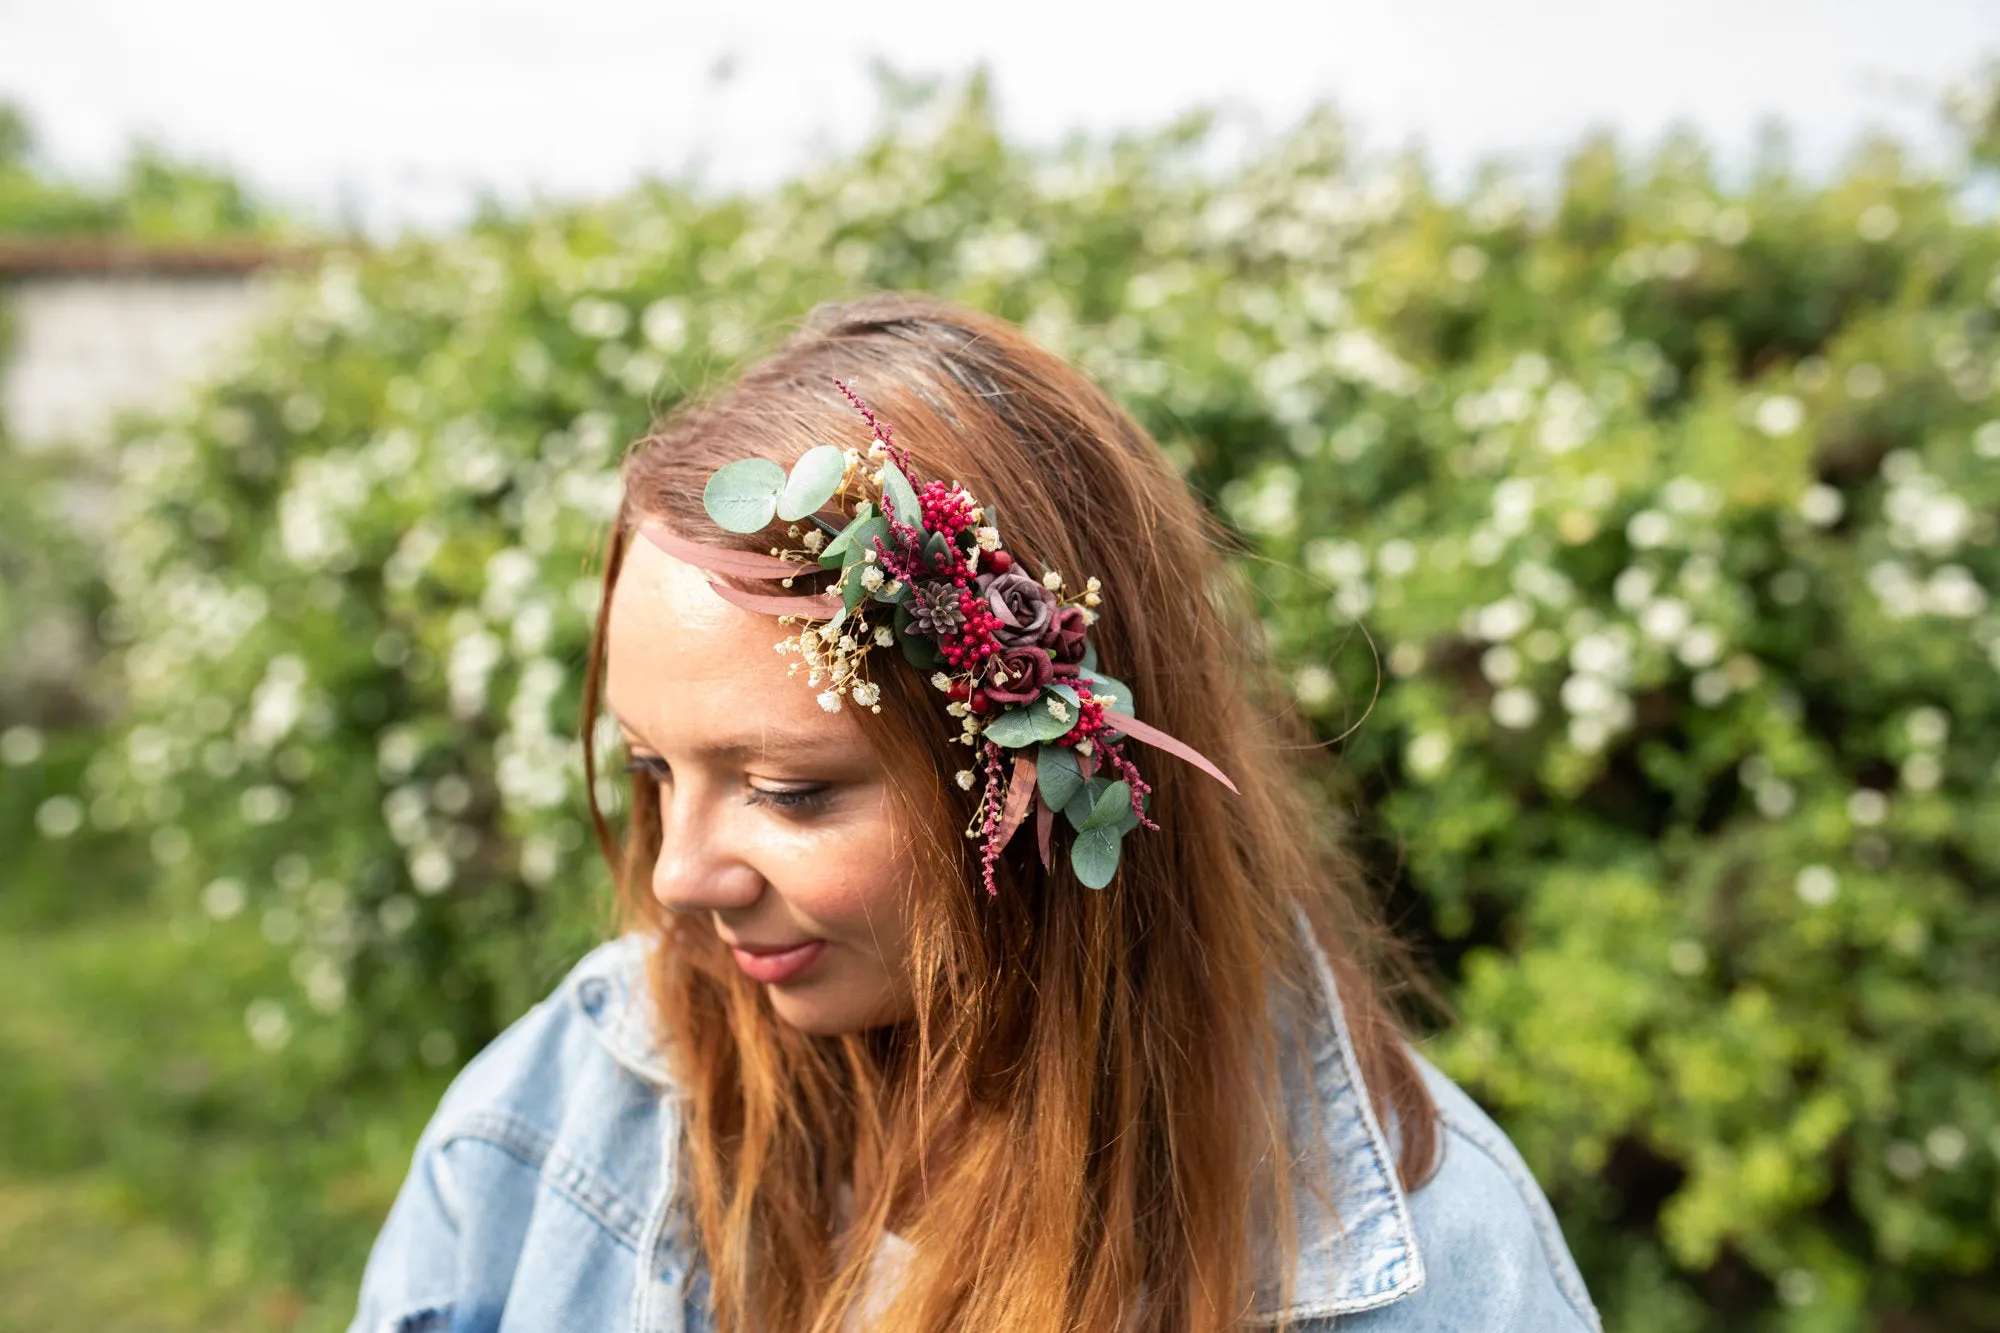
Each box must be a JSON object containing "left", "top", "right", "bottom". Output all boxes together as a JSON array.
[{"left": 604, "top": 529, "right": 921, "bottom": 1035}]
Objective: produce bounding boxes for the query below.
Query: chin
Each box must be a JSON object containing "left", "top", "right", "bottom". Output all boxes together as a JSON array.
[{"left": 766, "top": 984, "right": 905, "bottom": 1037}]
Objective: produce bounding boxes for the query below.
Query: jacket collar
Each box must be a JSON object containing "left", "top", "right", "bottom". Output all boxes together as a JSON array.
[{"left": 567, "top": 905, "right": 1423, "bottom": 1324}]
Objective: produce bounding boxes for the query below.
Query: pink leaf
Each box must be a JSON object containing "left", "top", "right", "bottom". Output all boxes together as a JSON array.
[{"left": 1100, "top": 710, "right": 1240, "bottom": 794}]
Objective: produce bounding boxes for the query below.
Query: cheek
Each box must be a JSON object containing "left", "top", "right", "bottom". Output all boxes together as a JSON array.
[{"left": 768, "top": 813, "right": 920, "bottom": 942}]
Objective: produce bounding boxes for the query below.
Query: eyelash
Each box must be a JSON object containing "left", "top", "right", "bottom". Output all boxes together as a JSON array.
[{"left": 621, "top": 756, "right": 832, "bottom": 814}]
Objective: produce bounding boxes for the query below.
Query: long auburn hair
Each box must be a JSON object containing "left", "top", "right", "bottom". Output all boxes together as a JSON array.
[{"left": 581, "top": 293, "right": 1438, "bottom": 1332}]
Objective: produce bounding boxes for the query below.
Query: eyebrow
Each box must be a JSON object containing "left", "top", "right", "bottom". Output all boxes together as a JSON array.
[{"left": 608, "top": 706, "right": 848, "bottom": 764}]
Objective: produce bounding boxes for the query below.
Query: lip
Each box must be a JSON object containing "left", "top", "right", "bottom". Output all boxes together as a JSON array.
[{"left": 727, "top": 938, "right": 827, "bottom": 985}]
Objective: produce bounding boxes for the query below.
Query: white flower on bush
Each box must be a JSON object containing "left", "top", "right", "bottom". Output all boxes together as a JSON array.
[
  {"left": 1753, "top": 394, "right": 1805, "bottom": 437},
  {"left": 1639, "top": 597, "right": 1691, "bottom": 645},
  {"left": 1795, "top": 864, "right": 1840, "bottom": 907},
  {"left": 1626, "top": 509, "right": 1672, "bottom": 549},
  {"left": 1799, "top": 484, "right": 1844, "bottom": 527},
  {"left": 1491, "top": 688, "right": 1541, "bottom": 730},
  {"left": 1405, "top": 731, "right": 1453, "bottom": 779},
  {"left": 1475, "top": 597, "right": 1532, "bottom": 641}
]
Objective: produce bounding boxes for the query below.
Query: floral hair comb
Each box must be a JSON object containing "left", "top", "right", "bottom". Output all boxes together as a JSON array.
[{"left": 639, "top": 380, "right": 1237, "bottom": 893}]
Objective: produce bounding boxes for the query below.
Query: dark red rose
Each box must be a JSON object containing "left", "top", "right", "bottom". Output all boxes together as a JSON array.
[
  {"left": 985, "top": 645, "right": 1055, "bottom": 705},
  {"left": 1041, "top": 606, "right": 1089, "bottom": 664},
  {"left": 976, "top": 569, "right": 1058, "bottom": 648}
]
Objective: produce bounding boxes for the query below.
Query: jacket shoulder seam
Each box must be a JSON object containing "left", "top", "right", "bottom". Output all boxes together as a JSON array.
[
  {"left": 431, "top": 1108, "right": 650, "bottom": 1253},
  {"left": 1435, "top": 1106, "right": 1600, "bottom": 1331}
]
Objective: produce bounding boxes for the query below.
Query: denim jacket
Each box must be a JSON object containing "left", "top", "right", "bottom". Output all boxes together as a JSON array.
[{"left": 349, "top": 914, "right": 1601, "bottom": 1332}]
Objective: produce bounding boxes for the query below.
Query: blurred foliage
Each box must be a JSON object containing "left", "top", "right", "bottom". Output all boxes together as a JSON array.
[
  {"left": 0, "top": 102, "right": 277, "bottom": 242},
  {"left": 7, "top": 67, "right": 2000, "bottom": 1332}
]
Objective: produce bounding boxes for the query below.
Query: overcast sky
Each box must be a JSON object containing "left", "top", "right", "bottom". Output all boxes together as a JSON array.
[{"left": 3, "top": 0, "right": 1997, "bottom": 232}]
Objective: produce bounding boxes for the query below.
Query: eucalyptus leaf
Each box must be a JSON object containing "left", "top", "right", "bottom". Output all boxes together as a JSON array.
[
  {"left": 981, "top": 705, "right": 1042, "bottom": 748},
  {"left": 837, "top": 517, "right": 890, "bottom": 569},
  {"left": 922, "top": 529, "right": 952, "bottom": 572},
  {"left": 1078, "top": 669, "right": 1132, "bottom": 715},
  {"left": 879, "top": 462, "right": 922, "bottom": 527},
  {"left": 777, "top": 444, "right": 847, "bottom": 521},
  {"left": 1070, "top": 825, "right": 1122, "bottom": 889},
  {"left": 702, "top": 458, "right": 786, "bottom": 533},
  {"left": 1064, "top": 775, "right": 1113, "bottom": 830},
  {"left": 1078, "top": 779, "right": 1132, "bottom": 833},
  {"left": 1114, "top": 789, "right": 1148, "bottom": 835},
  {"left": 1031, "top": 683, "right": 1082, "bottom": 742},
  {"left": 841, "top": 564, "right": 869, "bottom": 613},
  {"left": 1036, "top": 744, "right": 1085, "bottom": 811},
  {"left": 1080, "top": 637, "right": 1098, "bottom": 672}
]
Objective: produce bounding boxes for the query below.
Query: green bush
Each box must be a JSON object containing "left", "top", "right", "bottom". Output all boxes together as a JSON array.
[{"left": 62, "top": 73, "right": 2000, "bottom": 1330}]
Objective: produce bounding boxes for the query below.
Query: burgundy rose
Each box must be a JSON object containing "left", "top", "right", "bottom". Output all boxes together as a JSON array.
[
  {"left": 976, "top": 569, "right": 1058, "bottom": 648},
  {"left": 985, "top": 645, "right": 1055, "bottom": 705},
  {"left": 1040, "top": 606, "right": 1089, "bottom": 664}
]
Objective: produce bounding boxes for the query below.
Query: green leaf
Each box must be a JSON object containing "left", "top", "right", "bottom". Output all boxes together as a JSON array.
[
  {"left": 1070, "top": 825, "right": 1122, "bottom": 889},
  {"left": 987, "top": 683, "right": 1082, "bottom": 747},
  {"left": 841, "top": 565, "right": 870, "bottom": 613},
  {"left": 777, "top": 444, "right": 847, "bottom": 522},
  {"left": 1078, "top": 779, "right": 1132, "bottom": 832},
  {"left": 880, "top": 462, "right": 922, "bottom": 527},
  {"left": 1037, "top": 744, "right": 1085, "bottom": 811},
  {"left": 1113, "top": 789, "right": 1147, "bottom": 835},
  {"left": 981, "top": 705, "right": 1041, "bottom": 748},
  {"left": 702, "top": 458, "right": 786, "bottom": 533},
  {"left": 838, "top": 516, "right": 890, "bottom": 569},
  {"left": 1078, "top": 669, "right": 1132, "bottom": 715},
  {"left": 1064, "top": 775, "right": 1112, "bottom": 829},
  {"left": 922, "top": 529, "right": 952, "bottom": 572},
  {"left": 1080, "top": 637, "right": 1098, "bottom": 672}
]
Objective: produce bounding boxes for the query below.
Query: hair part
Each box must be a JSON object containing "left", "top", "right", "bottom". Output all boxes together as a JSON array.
[{"left": 579, "top": 293, "right": 1439, "bottom": 1332}]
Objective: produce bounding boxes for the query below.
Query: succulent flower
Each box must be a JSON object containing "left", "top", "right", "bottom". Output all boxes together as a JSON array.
[{"left": 908, "top": 580, "right": 966, "bottom": 636}]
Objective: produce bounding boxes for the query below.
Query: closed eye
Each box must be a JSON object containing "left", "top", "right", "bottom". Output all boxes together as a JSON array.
[{"left": 622, "top": 754, "right": 832, "bottom": 816}]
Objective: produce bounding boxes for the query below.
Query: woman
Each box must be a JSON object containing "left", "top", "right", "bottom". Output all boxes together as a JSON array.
[{"left": 349, "top": 294, "right": 1600, "bottom": 1332}]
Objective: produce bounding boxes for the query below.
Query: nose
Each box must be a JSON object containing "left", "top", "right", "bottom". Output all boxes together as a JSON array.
[{"left": 649, "top": 781, "right": 764, "bottom": 915}]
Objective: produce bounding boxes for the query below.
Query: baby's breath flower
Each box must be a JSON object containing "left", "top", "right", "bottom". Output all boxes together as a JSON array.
[
  {"left": 860, "top": 566, "right": 885, "bottom": 591},
  {"left": 875, "top": 626, "right": 895, "bottom": 647},
  {"left": 837, "top": 635, "right": 855, "bottom": 652},
  {"left": 1085, "top": 576, "right": 1101, "bottom": 593},
  {"left": 1075, "top": 738, "right": 1094, "bottom": 756},
  {"left": 801, "top": 529, "right": 824, "bottom": 552},
  {"left": 862, "top": 547, "right": 878, "bottom": 563},
  {"left": 881, "top": 580, "right": 903, "bottom": 597},
  {"left": 955, "top": 769, "right": 976, "bottom": 790},
  {"left": 817, "top": 690, "right": 841, "bottom": 713},
  {"left": 975, "top": 526, "right": 1001, "bottom": 551},
  {"left": 931, "top": 672, "right": 953, "bottom": 691},
  {"left": 1083, "top": 591, "right": 1101, "bottom": 607},
  {"left": 1048, "top": 699, "right": 1072, "bottom": 724},
  {"left": 1042, "top": 569, "right": 1063, "bottom": 590}
]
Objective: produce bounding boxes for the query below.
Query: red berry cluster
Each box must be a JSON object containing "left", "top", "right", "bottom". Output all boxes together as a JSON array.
[
  {"left": 1053, "top": 688, "right": 1111, "bottom": 746},
  {"left": 917, "top": 479, "right": 979, "bottom": 534},
  {"left": 939, "top": 585, "right": 1002, "bottom": 674}
]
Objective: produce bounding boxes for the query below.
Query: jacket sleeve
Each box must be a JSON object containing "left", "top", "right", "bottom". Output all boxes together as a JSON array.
[{"left": 346, "top": 1130, "right": 463, "bottom": 1333}]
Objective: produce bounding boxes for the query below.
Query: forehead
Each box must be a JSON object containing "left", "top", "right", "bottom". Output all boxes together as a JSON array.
[{"left": 603, "top": 531, "right": 862, "bottom": 752}]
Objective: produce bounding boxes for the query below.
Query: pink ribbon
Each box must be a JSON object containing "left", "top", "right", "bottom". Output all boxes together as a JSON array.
[{"left": 1100, "top": 710, "right": 1240, "bottom": 794}]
